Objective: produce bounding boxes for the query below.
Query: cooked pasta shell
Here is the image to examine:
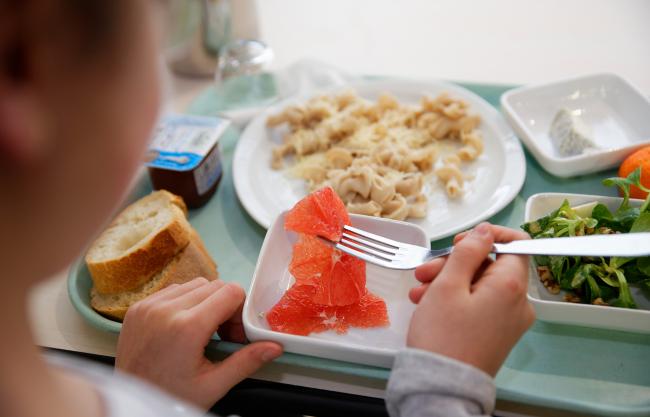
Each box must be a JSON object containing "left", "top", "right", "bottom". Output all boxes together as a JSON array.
[{"left": 347, "top": 200, "right": 382, "bottom": 217}]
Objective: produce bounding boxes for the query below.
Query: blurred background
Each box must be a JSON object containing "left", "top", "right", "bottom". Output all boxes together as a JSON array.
[
  {"left": 254, "top": 0, "right": 649, "bottom": 89},
  {"left": 162, "top": 0, "right": 650, "bottom": 119},
  {"left": 166, "top": 0, "right": 649, "bottom": 87}
]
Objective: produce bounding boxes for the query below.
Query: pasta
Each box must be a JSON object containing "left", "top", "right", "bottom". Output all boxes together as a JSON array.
[
  {"left": 435, "top": 154, "right": 464, "bottom": 198},
  {"left": 268, "top": 91, "right": 484, "bottom": 220}
]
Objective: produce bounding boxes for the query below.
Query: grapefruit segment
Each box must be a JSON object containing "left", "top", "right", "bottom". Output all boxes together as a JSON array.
[
  {"left": 336, "top": 292, "right": 389, "bottom": 329},
  {"left": 289, "top": 235, "right": 366, "bottom": 306},
  {"left": 288, "top": 235, "right": 330, "bottom": 285},
  {"left": 266, "top": 285, "right": 329, "bottom": 336},
  {"left": 266, "top": 285, "right": 389, "bottom": 336},
  {"left": 313, "top": 248, "right": 366, "bottom": 306},
  {"left": 285, "top": 186, "right": 350, "bottom": 241}
]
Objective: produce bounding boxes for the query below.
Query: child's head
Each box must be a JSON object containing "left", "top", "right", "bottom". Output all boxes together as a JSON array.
[{"left": 0, "top": 1, "right": 161, "bottom": 285}]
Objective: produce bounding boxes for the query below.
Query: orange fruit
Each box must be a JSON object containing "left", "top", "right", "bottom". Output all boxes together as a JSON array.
[
  {"left": 266, "top": 284, "right": 389, "bottom": 336},
  {"left": 619, "top": 146, "right": 650, "bottom": 199},
  {"left": 285, "top": 186, "right": 350, "bottom": 241},
  {"left": 289, "top": 234, "right": 366, "bottom": 306}
]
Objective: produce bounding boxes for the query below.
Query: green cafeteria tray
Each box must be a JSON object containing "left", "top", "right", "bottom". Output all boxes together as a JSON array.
[{"left": 70, "top": 80, "right": 650, "bottom": 417}]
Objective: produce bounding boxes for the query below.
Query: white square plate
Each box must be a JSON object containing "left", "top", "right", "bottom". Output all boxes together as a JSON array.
[
  {"left": 525, "top": 193, "right": 650, "bottom": 333},
  {"left": 243, "top": 213, "right": 428, "bottom": 367},
  {"left": 501, "top": 73, "right": 650, "bottom": 178}
]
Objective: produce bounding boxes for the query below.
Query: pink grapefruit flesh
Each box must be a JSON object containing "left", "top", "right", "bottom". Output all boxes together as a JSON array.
[
  {"left": 267, "top": 188, "right": 389, "bottom": 336},
  {"left": 284, "top": 186, "right": 350, "bottom": 241}
]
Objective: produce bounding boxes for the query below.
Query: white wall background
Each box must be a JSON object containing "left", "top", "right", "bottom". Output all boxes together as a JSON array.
[{"left": 245, "top": 0, "right": 650, "bottom": 92}]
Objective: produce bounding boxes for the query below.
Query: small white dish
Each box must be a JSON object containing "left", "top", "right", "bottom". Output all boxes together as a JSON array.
[
  {"left": 525, "top": 193, "right": 650, "bottom": 334},
  {"left": 243, "top": 213, "right": 428, "bottom": 367},
  {"left": 234, "top": 79, "right": 526, "bottom": 241},
  {"left": 501, "top": 73, "right": 650, "bottom": 178}
]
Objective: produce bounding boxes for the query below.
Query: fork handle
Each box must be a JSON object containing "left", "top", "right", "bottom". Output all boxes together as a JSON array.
[{"left": 492, "top": 233, "right": 650, "bottom": 258}]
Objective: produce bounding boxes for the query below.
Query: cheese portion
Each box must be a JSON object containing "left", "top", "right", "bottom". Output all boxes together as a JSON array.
[{"left": 549, "top": 108, "right": 597, "bottom": 156}]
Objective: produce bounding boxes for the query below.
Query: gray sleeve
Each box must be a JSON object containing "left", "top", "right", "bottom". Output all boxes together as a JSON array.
[{"left": 386, "top": 348, "right": 496, "bottom": 417}]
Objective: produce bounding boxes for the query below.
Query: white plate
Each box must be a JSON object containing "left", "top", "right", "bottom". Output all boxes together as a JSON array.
[
  {"left": 525, "top": 193, "right": 650, "bottom": 334},
  {"left": 243, "top": 213, "right": 428, "bottom": 367},
  {"left": 233, "top": 79, "right": 526, "bottom": 241},
  {"left": 501, "top": 73, "right": 650, "bottom": 178}
]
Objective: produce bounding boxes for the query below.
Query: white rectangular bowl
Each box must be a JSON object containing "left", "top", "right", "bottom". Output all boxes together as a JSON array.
[
  {"left": 243, "top": 213, "right": 428, "bottom": 367},
  {"left": 501, "top": 73, "right": 650, "bottom": 178},
  {"left": 525, "top": 193, "right": 650, "bottom": 333}
]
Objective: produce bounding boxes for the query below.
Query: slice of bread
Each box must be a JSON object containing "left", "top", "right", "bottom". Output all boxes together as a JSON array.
[
  {"left": 86, "top": 190, "right": 192, "bottom": 294},
  {"left": 90, "top": 237, "right": 218, "bottom": 320}
]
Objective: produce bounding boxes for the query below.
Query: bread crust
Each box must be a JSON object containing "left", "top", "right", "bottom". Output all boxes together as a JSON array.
[
  {"left": 90, "top": 237, "right": 218, "bottom": 320},
  {"left": 86, "top": 191, "right": 191, "bottom": 294}
]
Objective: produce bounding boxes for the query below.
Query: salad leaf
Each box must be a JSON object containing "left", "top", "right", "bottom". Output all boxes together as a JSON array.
[
  {"left": 521, "top": 206, "right": 560, "bottom": 238},
  {"left": 551, "top": 216, "right": 597, "bottom": 237},
  {"left": 595, "top": 263, "right": 620, "bottom": 288},
  {"left": 584, "top": 274, "right": 600, "bottom": 301},
  {"left": 638, "top": 257, "right": 650, "bottom": 276},
  {"left": 550, "top": 256, "right": 569, "bottom": 286},
  {"left": 610, "top": 256, "right": 634, "bottom": 270},
  {"left": 534, "top": 255, "right": 550, "bottom": 267},
  {"left": 600, "top": 285, "right": 616, "bottom": 302},
  {"left": 603, "top": 168, "right": 642, "bottom": 211},
  {"left": 610, "top": 207, "right": 641, "bottom": 232},
  {"left": 591, "top": 203, "right": 636, "bottom": 233},
  {"left": 591, "top": 203, "right": 613, "bottom": 222},
  {"left": 527, "top": 199, "right": 600, "bottom": 237},
  {"left": 609, "top": 269, "right": 636, "bottom": 309},
  {"left": 622, "top": 260, "right": 650, "bottom": 283},
  {"left": 560, "top": 262, "right": 581, "bottom": 289},
  {"left": 630, "top": 212, "right": 650, "bottom": 233},
  {"left": 603, "top": 167, "right": 650, "bottom": 214},
  {"left": 571, "top": 264, "right": 595, "bottom": 288}
]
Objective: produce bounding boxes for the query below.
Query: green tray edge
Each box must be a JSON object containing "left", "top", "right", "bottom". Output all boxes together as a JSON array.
[{"left": 65, "top": 79, "right": 650, "bottom": 417}]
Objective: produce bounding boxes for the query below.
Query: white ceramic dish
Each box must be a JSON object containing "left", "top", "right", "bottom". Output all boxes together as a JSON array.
[
  {"left": 501, "top": 73, "right": 650, "bottom": 178},
  {"left": 233, "top": 79, "right": 526, "bottom": 241},
  {"left": 243, "top": 213, "right": 429, "bottom": 367},
  {"left": 525, "top": 193, "right": 650, "bottom": 334}
]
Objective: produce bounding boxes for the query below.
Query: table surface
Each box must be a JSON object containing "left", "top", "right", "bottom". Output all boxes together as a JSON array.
[{"left": 29, "top": 2, "right": 650, "bottom": 416}]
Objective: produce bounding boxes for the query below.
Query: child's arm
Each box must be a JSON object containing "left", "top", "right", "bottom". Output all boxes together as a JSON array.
[
  {"left": 116, "top": 278, "right": 283, "bottom": 411},
  {"left": 386, "top": 223, "right": 535, "bottom": 417}
]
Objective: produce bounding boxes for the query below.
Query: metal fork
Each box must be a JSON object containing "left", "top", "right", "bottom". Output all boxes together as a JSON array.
[{"left": 324, "top": 225, "right": 650, "bottom": 270}]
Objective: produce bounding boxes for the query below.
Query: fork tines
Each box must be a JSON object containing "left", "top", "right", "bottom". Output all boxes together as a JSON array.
[{"left": 335, "top": 225, "right": 401, "bottom": 265}]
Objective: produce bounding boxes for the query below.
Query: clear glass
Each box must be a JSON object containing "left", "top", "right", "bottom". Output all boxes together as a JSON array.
[
  {"left": 215, "top": 39, "right": 274, "bottom": 82},
  {"left": 212, "top": 39, "right": 275, "bottom": 110}
]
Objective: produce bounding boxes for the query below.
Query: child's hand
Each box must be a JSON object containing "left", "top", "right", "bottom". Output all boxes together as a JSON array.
[
  {"left": 116, "top": 278, "right": 283, "bottom": 410},
  {"left": 406, "top": 223, "right": 535, "bottom": 377}
]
